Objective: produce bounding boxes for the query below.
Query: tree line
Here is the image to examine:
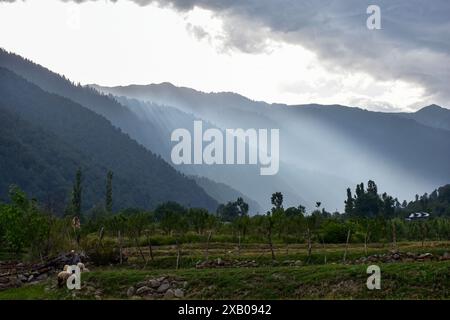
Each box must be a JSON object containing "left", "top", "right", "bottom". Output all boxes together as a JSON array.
[{"left": 0, "top": 169, "right": 449, "bottom": 262}]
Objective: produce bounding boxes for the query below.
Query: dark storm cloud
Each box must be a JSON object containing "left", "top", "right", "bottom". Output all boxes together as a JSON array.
[
  {"left": 2, "top": 0, "right": 449, "bottom": 105},
  {"left": 148, "top": 0, "right": 450, "bottom": 105}
]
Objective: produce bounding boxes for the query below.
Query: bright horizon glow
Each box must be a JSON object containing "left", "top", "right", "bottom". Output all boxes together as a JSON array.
[{"left": 0, "top": 0, "right": 433, "bottom": 111}]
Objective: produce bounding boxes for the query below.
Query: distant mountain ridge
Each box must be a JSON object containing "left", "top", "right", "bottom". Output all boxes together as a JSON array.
[
  {"left": 395, "top": 104, "right": 450, "bottom": 131},
  {"left": 92, "top": 83, "right": 450, "bottom": 211}
]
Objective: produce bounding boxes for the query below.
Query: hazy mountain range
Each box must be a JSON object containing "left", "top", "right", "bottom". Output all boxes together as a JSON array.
[
  {"left": 1, "top": 48, "right": 450, "bottom": 214},
  {"left": 91, "top": 83, "right": 450, "bottom": 211}
]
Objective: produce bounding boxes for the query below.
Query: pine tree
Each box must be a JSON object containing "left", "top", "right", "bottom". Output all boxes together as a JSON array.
[
  {"left": 344, "top": 188, "right": 354, "bottom": 214},
  {"left": 356, "top": 183, "right": 364, "bottom": 198}
]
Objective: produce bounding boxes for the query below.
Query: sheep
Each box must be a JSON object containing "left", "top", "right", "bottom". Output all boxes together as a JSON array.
[
  {"left": 57, "top": 270, "right": 71, "bottom": 288},
  {"left": 57, "top": 263, "right": 89, "bottom": 287},
  {"left": 77, "top": 262, "right": 89, "bottom": 273}
]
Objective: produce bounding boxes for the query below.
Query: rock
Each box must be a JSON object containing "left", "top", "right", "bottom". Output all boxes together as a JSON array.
[
  {"left": 217, "top": 258, "right": 223, "bottom": 265},
  {"left": 127, "top": 286, "right": 136, "bottom": 297},
  {"left": 136, "top": 286, "right": 151, "bottom": 295},
  {"left": 294, "top": 260, "right": 303, "bottom": 266},
  {"left": 136, "top": 281, "right": 148, "bottom": 288},
  {"left": 17, "top": 274, "right": 28, "bottom": 282},
  {"left": 27, "top": 275, "right": 34, "bottom": 282},
  {"left": 156, "top": 276, "right": 166, "bottom": 282},
  {"left": 164, "top": 289, "right": 175, "bottom": 299},
  {"left": 36, "top": 274, "right": 48, "bottom": 281},
  {"left": 148, "top": 279, "right": 161, "bottom": 288},
  {"left": 157, "top": 282, "right": 170, "bottom": 293},
  {"left": 272, "top": 273, "right": 285, "bottom": 280},
  {"left": 0, "top": 277, "right": 9, "bottom": 284},
  {"left": 174, "top": 288, "right": 184, "bottom": 298},
  {"left": 182, "top": 281, "right": 188, "bottom": 288},
  {"left": 418, "top": 253, "right": 433, "bottom": 259}
]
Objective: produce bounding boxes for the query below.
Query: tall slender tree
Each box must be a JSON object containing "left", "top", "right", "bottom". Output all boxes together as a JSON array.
[
  {"left": 344, "top": 188, "right": 354, "bottom": 214},
  {"left": 105, "top": 170, "right": 113, "bottom": 214},
  {"left": 71, "top": 168, "right": 82, "bottom": 219}
]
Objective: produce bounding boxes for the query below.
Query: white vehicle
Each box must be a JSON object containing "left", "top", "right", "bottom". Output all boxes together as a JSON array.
[{"left": 405, "top": 212, "right": 430, "bottom": 221}]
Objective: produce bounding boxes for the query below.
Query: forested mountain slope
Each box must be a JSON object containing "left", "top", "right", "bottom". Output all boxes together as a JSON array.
[{"left": 0, "top": 67, "right": 218, "bottom": 213}]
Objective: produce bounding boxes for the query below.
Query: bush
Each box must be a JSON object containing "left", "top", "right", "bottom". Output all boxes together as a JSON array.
[
  {"left": 321, "top": 221, "right": 350, "bottom": 243},
  {"left": 83, "top": 238, "right": 124, "bottom": 266}
]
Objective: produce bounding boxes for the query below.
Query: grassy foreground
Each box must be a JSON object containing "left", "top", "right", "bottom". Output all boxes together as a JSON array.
[{"left": 0, "top": 261, "right": 448, "bottom": 300}]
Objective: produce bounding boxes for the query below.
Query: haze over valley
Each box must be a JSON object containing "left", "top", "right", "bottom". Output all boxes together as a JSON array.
[{"left": 1, "top": 49, "right": 450, "bottom": 213}]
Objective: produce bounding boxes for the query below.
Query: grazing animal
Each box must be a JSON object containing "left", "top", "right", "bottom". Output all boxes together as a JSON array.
[
  {"left": 57, "top": 270, "right": 71, "bottom": 287},
  {"left": 57, "top": 263, "right": 88, "bottom": 287},
  {"left": 77, "top": 262, "right": 89, "bottom": 273}
]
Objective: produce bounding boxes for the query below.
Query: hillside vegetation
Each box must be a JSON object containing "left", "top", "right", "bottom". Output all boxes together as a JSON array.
[{"left": 0, "top": 67, "right": 217, "bottom": 212}]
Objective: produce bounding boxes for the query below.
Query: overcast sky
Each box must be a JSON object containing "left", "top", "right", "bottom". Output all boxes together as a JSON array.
[{"left": 0, "top": 0, "right": 449, "bottom": 111}]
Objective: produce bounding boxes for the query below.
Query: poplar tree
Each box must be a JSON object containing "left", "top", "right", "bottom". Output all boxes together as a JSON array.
[
  {"left": 106, "top": 170, "right": 113, "bottom": 214},
  {"left": 344, "top": 188, "right": 354, "bottom": 214},
  {"left": 71, "top": 168, "right": 82, "bottom": 219}
]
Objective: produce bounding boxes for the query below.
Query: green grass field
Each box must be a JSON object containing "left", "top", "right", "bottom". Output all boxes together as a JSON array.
[{"left": 0, "top": 241, "right": 448, "bottom": 300}]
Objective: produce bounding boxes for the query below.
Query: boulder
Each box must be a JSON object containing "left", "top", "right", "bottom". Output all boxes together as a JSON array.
[
  {"left": 164, "top": 289, "right": 175, "bottom": 299},
  {"left": 417, "top": 253, "right": 433, "bottom": 259},
  {"left": 136, "top": 286, "right": 151, "bottom": 295},
  {"left": 157, "top": 282, "right": 170, "bottom": 293},
  {"left": 17, "top": 274, "right": 28, "bottom": 282},
  {"left": 136, "top": 281, "right": 148, "bottom": 288},
  {"left": 127, "top": 286, "right": 136, "bottom": 297},
  {"left": 174, "top": 288, "right": 184, "bottom": 298},
  {"left": 148, "top": 279, "right": 161, "bottom": 288}
]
